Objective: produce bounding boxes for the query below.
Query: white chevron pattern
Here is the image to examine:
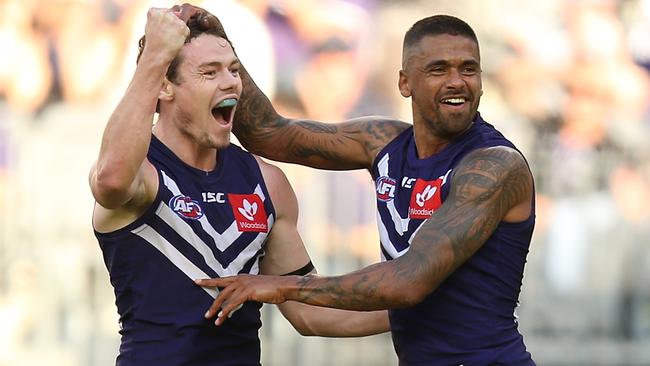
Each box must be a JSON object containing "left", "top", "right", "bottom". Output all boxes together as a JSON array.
[
  {"left": 130, "top": 171, "right": 273, "bottom": 298},
  {"left": 377, "top": 153, "right": 411, "bottom": 259}
]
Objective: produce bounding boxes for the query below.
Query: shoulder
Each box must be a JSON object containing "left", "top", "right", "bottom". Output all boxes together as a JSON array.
[
  {"left": 465, "top": 145, "right": 527, "bottom": 165},
  {"left": 253, "top": 156, "right": 293, "bottom": 199},
  {"left": 253, "top": 156, "right": 297, "bottom": 219},
  {"left": 451, "top": 146, "right": 533, "bottom": 205},
  {"left": 253, "top": 155, "right": 287, "bottom": 184},
  {"left": 456, "top": 146, "right": 530, "bottom": 182}
]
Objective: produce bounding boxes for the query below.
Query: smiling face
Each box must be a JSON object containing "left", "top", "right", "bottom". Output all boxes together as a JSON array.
[
  {"left": 399, "top": 33, "right": 482, "bottom": 141},
  {"left": 160, "top": 34, "right": 242, "bottom": 149}
]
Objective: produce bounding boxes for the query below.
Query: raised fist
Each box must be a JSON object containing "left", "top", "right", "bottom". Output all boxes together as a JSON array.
[{"left": 141, "top": 7, "right": 191, "bottom": 63}]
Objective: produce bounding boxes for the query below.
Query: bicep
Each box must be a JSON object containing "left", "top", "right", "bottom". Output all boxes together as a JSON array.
[
  {"left": 258, "top": 160, "right": 312, "bottom": 275},
  {"left": 91, "top": 160, "right": 158, "bottom": 231},
  {"left": 89, "top": 157, "right": 158, "bottom": 209},
  {"left": 260, "top": 215, "right": 312, "bottom": 276},
  {"left": 396, "top": 146, "right": 533, "bottom": 292}
]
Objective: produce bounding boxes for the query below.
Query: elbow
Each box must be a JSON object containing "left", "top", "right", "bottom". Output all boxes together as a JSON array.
[
  {"left": 287, "top": 315, "right": 318, "bottom": 337},
  {"left": 281, "top": 304, "right": 325, "bottom": 337},
  {"left": 232, "top": 118, "right": 288, "bottom": 157},
  {"left": 294, "top": 324, "right": 317, "bottom": 337},
  {"left": 91, "top": 169, "right": 132, "bottom": 209},
  {"left": 386, "top": 282, "right": 431, "bottom": 308},
  {"left": 397, "top": 291, "right": 428, "bottom": 308}
]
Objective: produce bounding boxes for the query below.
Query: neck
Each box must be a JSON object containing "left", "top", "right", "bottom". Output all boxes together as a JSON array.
[
  {"left": 412, "top": 119, "right": 474, "bottom": 160},
  {"left": 152, "top": 121, "right": 218, "bottom": 172},
  {"left": 412, "top": 128, "right": 449, "bottom": 159}
]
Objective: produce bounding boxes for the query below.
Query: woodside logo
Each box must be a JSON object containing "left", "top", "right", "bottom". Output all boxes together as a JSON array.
[
  {"left": 228, "top": 193, "right": 268, "bottom": 233},
  {"left": 408, "top": 179, "right": 442, "bottom": 219}
]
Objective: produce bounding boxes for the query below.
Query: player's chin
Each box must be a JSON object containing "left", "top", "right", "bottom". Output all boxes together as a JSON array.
[
  {"left": 204, "top": 127, "right": 231, "bottom": 148},
  {"left": 211, "top": 134, "right": 231, "bottom": 149}
]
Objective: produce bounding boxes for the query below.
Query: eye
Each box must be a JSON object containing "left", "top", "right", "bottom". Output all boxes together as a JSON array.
[
  {"left": 203, "top": 70, "right": 217, "bottom": 78},
  {"left": 428, "top": 67, "right": 446, "bottom": 76},
  {"left": 230, "top": 66, "right": 241, "bottom": 77},
  {"left": 461, "top": 65, "right": 480, "bottom": 76}
]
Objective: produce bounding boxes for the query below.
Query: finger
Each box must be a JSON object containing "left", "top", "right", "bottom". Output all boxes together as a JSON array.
[
  {"left": 177, "top": 3, "right": 203, "bottom": 23},
  {"left": 215, "top": 289, "right": 246, "bottom": 326},
  {"left": 205, "top": 284, "right": 236, "bottom": 319},
  {"left": 195, "top": 277, "right": 229, "bottom": 288},
  {"left": 216, "top": 303, "right": 244, "bottom": 326}
]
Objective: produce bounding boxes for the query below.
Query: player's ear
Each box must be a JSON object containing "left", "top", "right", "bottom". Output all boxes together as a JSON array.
[
  {"left": 398, "top": 70, "right": 411, "bottom": 98},
  {"left": 159, "top": 79, "right": 174, "bottom": 103}
]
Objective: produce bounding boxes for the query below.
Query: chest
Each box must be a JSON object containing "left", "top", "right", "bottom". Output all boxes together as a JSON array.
[{"left": 157, "top": 167, "right": 272, "bottom": 235}]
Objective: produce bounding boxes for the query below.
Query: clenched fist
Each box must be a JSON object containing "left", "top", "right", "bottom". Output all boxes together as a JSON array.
[{"left": 139, "top": 8, "right": 190, "bottom": 65}]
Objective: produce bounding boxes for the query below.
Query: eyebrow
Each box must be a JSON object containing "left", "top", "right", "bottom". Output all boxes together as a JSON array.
[
  {"left": 198, "top": 59, "right": 241, "bottom": 68},
  {"left": 423, "top": 59, "right": 480, "bottom": 70}
]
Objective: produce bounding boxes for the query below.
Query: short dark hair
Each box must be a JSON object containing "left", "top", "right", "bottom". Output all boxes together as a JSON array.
[
  {"left": 403, "top": 15, "right": 478, "bottom": 50},
  {"left": 136, "top": 14, "right": 233, "bottom": 112}
]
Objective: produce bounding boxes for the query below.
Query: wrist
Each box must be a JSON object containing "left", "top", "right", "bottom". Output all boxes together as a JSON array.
[
  {"left": 137, "top": 47, "right": 176, "bottom": 74},
  {"left": 281, "top": 275, "right": 310, "bottom": 302}
]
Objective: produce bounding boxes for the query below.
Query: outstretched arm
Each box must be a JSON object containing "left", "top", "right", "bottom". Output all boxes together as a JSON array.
[
  {"left": 234, "top": 67, "right": 409, "bottom": 170},
  {"left": 175, "top": 4, "right": 410, "bottom": 171},
  {"left": 197, "top": 146, "right": 533, "bottom": 323},
  {"left": 246, "top": 158, "right": 389, "bottom": 336}
]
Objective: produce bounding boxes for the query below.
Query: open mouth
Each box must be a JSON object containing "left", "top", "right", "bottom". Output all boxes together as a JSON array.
[
  {"left": 211, "top": 98, "right": 237, "bottom": 124},
  {"left": 441, "top": 97, "right": 466, "bottom": 106}
]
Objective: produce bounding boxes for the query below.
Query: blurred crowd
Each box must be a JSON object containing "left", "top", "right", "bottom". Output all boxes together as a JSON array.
[{"left": 1, "top": 0, "right": 650, "bottom": 365}]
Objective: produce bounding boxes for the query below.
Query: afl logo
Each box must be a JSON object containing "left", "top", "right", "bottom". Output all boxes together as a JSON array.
[
  {"left": 169, "top": 195, "right": 204, "bottom": 220},
  {"left": 375, "top": 176, "right": 396, "bottom": 202}
]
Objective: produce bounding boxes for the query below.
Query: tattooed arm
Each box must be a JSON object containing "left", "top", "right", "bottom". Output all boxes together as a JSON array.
[
  {"left": 233, "top": 67, "right": 410, "bottom": 170},
  {"left": 197, "top": 146, "right": 534, "bottom": 322},
  {"left": 173, "top": 3, "right": 409, "bottom": 170}
]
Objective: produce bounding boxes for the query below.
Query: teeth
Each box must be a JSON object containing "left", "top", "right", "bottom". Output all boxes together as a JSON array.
[
  {"left": 442, "top": 98, "right": 465, "bottom": 104},
  {"left": 216, "top": 98, "right": 237, "bottom": 108}
]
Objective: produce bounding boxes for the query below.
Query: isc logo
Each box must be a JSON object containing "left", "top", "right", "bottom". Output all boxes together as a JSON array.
[
  {"left": 375, "top": 176, "right": 397, "bottom": 202},
  {"left": 169, "top": 195, "right": 204, "bottom": 220}
]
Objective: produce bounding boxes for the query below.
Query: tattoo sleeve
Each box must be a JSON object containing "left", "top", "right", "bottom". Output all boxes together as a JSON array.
[
  {"left": 232, "top": 67, "right": 410, "bottom": 170},
  {"left": 281, "top": 146, "right": 533, "bottom": 310}
]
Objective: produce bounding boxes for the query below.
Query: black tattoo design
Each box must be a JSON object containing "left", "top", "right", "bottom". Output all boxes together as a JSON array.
[
  {"left": 284, "top": 147, "right": 533, "bottom": 311},
  {"left": 232, "top": 67, "right": 409, "bottom": 169}
]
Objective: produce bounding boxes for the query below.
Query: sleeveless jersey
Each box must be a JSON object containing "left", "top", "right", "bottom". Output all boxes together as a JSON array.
[
  {"left": 371, "top": 114, "right": 535, "bottom": 366},
  {"left": 95, "top": 136, "right": 274, "bottom": 366}
]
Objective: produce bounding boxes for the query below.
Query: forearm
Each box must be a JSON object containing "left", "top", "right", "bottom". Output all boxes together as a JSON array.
[
  {"left": 279, "top": 301, "right": 390, "bottom": 337},
  {"left": 282, "top": 258, "right": 436, "bottom": 311},
  {"left": 232, "top": 66, "right": 286, "bottom": 159},
  {"left": 92, "top": 55, "right": 167, "bottom": 203}
]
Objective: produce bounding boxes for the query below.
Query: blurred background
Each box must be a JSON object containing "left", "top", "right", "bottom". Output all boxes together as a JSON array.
[{"left": 1, "top": 0, "right": 650, "bottom": 365}]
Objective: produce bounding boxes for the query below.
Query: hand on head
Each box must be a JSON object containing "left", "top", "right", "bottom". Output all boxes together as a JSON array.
[{"left": 171, "top": 3, "right": 223, "bottom": 31}]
